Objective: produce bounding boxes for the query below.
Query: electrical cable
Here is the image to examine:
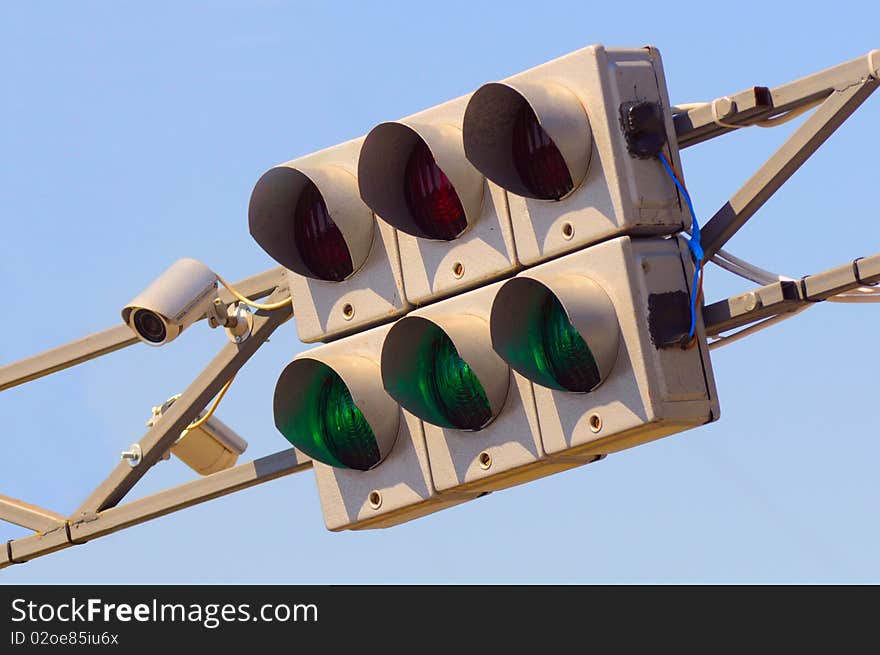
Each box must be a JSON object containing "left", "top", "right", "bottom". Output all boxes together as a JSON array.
[
  {"left": 186, "top": 375, "right": 235, "bottom": 430},
  {"left": 755, "top": 98, "right": 823, "bottom": 128},
  {"left": 671, "top": 95, "right": 876, "bottom": 302},
  {"left": 216, "top": 275, "right": 293, "bottom": 311},
  {"left": 671, "top": 97, "right": 824, "bottom": 129},
  {"left": 658, "top": 152, "right": 703, "bottom": 344},
  {"left": 708, "top": 305, "right": 811, "bottom": 351},
  {"left": 666, "top": 95, "right": 876, "bottom": 350},
  {"left": 709, "top": 248, "right": 880, "bottom": 303}
]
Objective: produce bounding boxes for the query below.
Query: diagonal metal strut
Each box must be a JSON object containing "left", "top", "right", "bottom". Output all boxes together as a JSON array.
[
  {"left": 699, "top": 78, "right": 878, "bottom": 260},
  {"left": 73, "top": 287, "right": 293, "bottom": 517}
]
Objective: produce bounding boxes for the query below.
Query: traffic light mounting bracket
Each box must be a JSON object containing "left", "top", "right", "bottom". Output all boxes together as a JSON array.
[
  {"left": 703, "top": 252, "right": 880, "bottom": 347},
  {"left": 674, "top": 50, "right": 879, "bottom": 259}
]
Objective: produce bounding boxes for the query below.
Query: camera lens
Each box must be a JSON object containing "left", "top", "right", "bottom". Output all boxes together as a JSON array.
[{"left": 133, "top": 309, "right": 167, "bottom": 343}]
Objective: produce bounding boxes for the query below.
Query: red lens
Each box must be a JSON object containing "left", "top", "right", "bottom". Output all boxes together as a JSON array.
[
  {"left": 293, "top": 181, "right": 354, "bottom": 282},
  {"left": 404, "top": 140, "right": 468, "bottom": 240},
  {"left": 512, "top": 103, "right": 573, "bottom": 200}
]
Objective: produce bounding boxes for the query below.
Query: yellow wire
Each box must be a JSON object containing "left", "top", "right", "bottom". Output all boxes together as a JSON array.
[
  {"left": 672, "top": 97, "right": 823, "bottom": 128},
  {"left": 756, "top": 98, "right": 823, "bottom": 127},
  {"left": 216, "top": 275, "right": 292, "bottom": 311},
  {"left": 187, "top": 376, "right": 235, "bottom": 430}
]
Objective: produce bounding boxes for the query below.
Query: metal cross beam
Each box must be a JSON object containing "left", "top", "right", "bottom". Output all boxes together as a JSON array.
[
  {"left": 674, "top": 50, "right": 880, "bottom": 147},
  {"left": 0, "top": 266, "right": 284, "bottom": 392},
  {"left": 0, "top": 495, "right": 67, "bottom": 533},
  {"left": 1, "top": 449, "right": 312, "bottom": 568},
  {"left": 703, "top": 252, "right": 880, "bottom": 338},
  {"left": 698, "top": 80, "right": 878, "bottom": 260},
  {"left": 673, "top": 50, "right": 879, "bottom": 260}
]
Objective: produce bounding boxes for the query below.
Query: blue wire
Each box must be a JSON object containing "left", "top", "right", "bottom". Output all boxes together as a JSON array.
[{"left": 658, "top": 152, "right": 702, "bottom": 339}]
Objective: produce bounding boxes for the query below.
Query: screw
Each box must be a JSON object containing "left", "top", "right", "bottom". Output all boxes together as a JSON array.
[
  {"left": 121, "top": 444, "right": 142, "bottom": 467},
  {"left": 743, "top": 291, "right": 762, "bottom": 312},
  {"left": 713, "top": 96, "right": 734, "bottom": 118}
]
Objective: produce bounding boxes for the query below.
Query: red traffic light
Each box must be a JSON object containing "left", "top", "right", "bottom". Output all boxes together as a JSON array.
[
  {"left": 403, "top": 140, "right": 468, "bottom": 240},
  {"left": 293, "top": 180, "right": 354, "bottom": 282}
]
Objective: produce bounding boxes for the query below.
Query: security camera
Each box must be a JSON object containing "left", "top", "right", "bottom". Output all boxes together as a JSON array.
[
  {"left": 122, "top": 258, "right": 219, "bottom": 346},
  {"left": 139, "top": 395, "right": 249, "bottom": 475}
]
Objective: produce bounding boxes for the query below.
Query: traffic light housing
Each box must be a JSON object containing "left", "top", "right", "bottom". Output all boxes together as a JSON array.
[
  {"left": 249, "top": 138, "right": 409, "bottom": 343},
  {"left": 255, "top": 43, "right": 719, "bottom": 532},
  {"left": 491, "top": 235, "right": 718, "bottom": 460},
  {"left": 463, "top": 45, "right": 687, "bottom": 265},
  {"left": 274, "top": 323, "right": 477, "bottom": 530},
  {"left": 380, "top": 282, "right": 589, "bottom": 496},
  {"left": 358, "top": 95, "right": 518, "bottom": 305}
]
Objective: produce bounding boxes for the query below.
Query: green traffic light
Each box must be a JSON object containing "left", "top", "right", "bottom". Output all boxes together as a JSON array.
[
  {"left": 499, "top": 289, "right": 600, "bottom": 393},
  {"left": 423, "top": 328, "right": 492, "bottom": 430},
  {"left": 277, "top": 365, "right": 380, "bottom": 471},
  {"left": 540, "top": 294, "right": 601, "bottom": 392},
  {"left": 386, "top": 321, "right": 492, "bottom": 430}
]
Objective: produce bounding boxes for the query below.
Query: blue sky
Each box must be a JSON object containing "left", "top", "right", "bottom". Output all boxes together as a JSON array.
[{"left": 1, "top": 1, "right": 878, "bottom": 583}]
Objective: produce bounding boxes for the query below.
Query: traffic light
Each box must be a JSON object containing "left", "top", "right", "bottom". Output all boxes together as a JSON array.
[
  {"left": 491, "top": 235, "right": 718, "bottom": 460},
  {"left": 380, "top": 281, "right": 587, "bottom": 496},
  {"left": 462, "top": 45, "right": 687, "bottom": 265},
  {"left": 248, "top": 138, "right": 409, "bottom": 343},
  {"left": 273, "top": 323, "right": 477, "bottom": 530},
  {"left": 253, "top": 43, "right": 720, "bottom": 532},
  {"left": 358, "top": 95, "right": 518, "bottom": 304}
]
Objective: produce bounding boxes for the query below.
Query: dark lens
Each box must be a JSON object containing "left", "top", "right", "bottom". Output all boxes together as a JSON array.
[
  {"left": 133, "top": 309, "right": 167, "bottom": 343},
  {"left": 293, "top": 180, "right": 354, "bottom": 282},
  {"left": 512, "top": 102, "right": 573, "bottom": 200},
  {"left": 540, "top": 294, "right": 600, "bottom": 392},
  {"left": 422, "top": 327, "right": 492, "bottom": 430},
  {"left": 404, "top": 140, "right": 468, "bottom": 240}
]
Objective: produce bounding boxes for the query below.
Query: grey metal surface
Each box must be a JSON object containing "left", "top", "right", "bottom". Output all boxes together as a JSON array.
[
  {"left": 0, "top": 267, "right": 284, "bottom": 392},
  {"left": 675, "top": 86, "right": 772, "bottom": 148},
  {"left": 703, "top": 281, "right": 802, "bottom": 337},
  {"left": 856, "top": 254, "right": 880, "bottom": 283},
  {"left": 0, "top": 494, "right": 67, "bottom": 532}
]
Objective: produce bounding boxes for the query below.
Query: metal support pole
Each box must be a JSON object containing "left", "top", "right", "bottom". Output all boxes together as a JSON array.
[
  {"left": 0, "top": 495, "right": 67, "bottom": 532},
  {"left": 674, "top": 50, "right": 880, "bottom": 147},
  {"left": 0, "top": 448, "right": 311, "bottom": 568},
  {"left": 0, "top": 266, "right": 284, "bottom": 392},
  {"left": 69, "top": 449, "right": 312, "bottom": 543},
  {"left": 703, "top": 252, "right": 880, "bottom": 337},
  {"left": 699, "top": 79, "right": 878, "bottom": 260}
]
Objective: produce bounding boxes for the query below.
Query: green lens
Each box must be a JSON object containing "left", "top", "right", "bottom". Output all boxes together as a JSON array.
[
  {"left": 540, "top": 294, "right": 600, "bottom": 392},
  {"left": 422, "top": 329, "right": 492, "bottom": 430},
  {"left": 277, "top": 366, "right": 380, "bottom": 471},
  {"left": 384, "top": 322, "right": 492, "bottom": 430}
]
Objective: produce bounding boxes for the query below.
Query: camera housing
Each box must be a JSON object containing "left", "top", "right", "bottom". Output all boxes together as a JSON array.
[
  {"left": 122, "top": 258, "right": 219, "bottom": 346},
  {"left": 147, "top": 396, "right": 249, "bottom": 475}
]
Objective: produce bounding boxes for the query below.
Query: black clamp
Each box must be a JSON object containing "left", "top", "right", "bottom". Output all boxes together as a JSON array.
[{"left": 620, "top": 101, "right": 667, "bottom": 158}]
